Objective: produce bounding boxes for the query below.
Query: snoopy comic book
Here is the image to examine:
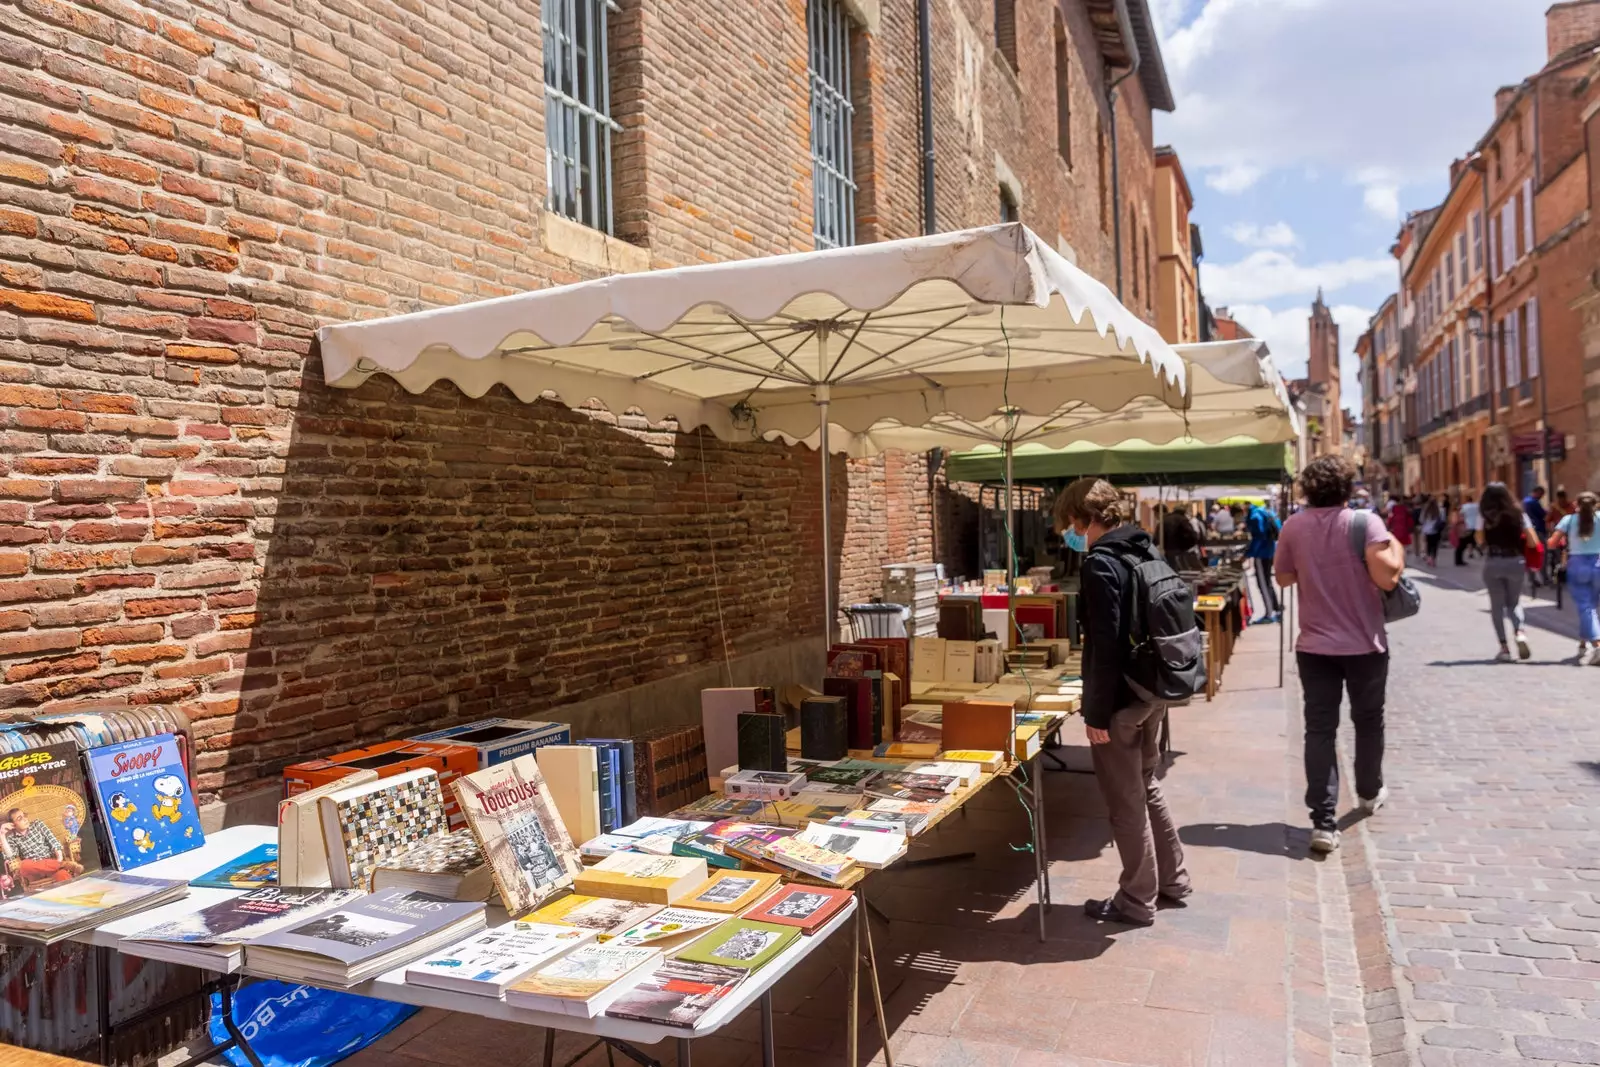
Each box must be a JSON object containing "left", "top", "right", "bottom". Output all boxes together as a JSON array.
[{"left": 87, "top": 733, "right": 205, "bottom": 870}]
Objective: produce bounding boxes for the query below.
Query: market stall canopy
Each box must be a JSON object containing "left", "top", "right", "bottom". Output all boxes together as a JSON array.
[
  {"left": 820, "top": 338, "right": 1295, "bottom": 457},
  {"left": 945, "top": 438, "right": 1295, "bottom": 487},
  {"left": 316, "top": 223, "right": 1187, "bottom": 448}
]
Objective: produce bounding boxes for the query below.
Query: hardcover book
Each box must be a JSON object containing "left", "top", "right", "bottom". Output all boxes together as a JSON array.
[
  {"left": 743, "top": 884, "right": 852, "bottom": 934},
  {"left": 635, "top": 725, "right": 709, "bottom": 817},
  {"left": 319, "top": 769, "right": 448, "bottom": 890},
  {"left": 370, "top": 828, "right": 491, "bottom": 901},
  {"left": 607, "top": 906, "right": 727, "bottom": 949},
  {"left": 586, "top": 740, "right": 639, "bottom": 826},
  {"left": 735, "top": 713, "right": 788, "bottom": 774},
  {"left": 0, "top": 742, "right": 100, "bottom": 897},
  {"left": 129, "top": 885, "right": 361, "bottom": 944},
  {"left": 678, "top": 870, "right": 780, "bottom": 914},
  {"left": 525, "top": 893, "right": 664, "bottom": 939},
  {"left": 506, "top": 943, "right": 663, "bottom": 1017},
  {"left": 573, "top": 853, "right": 706, "bottom": 906},
  {"left": 85, "top": 734, "right": 204, "bottom": 870},
  {"left": 191, "top": 844, "right": 279, "bottom": 890},
  {"left": 277, "top": 769, "right": 378, "bottom": 887},
  {"left": 534, "top": 745, "right": 601, "bottom": 846},
  {"left": 700, "top": 688, "right": 775, "bottom": 790},
  {"left": 451, "top": 755, "right": 583, "bottom": 917},
  {"left": 799, "top": 696, "right": 848, "bottom": 762},
  {"left": 605, "top": 959, "right": 745, "bottom": 1028},
  {"left": 247, "top": 888, "right": 486, "bottom": 988},
  {"left": 674, "top": 918, "right": 799, "bottom": 973},
  {"left": 405, "top": 920, "right": 597, "bottom": 996}
]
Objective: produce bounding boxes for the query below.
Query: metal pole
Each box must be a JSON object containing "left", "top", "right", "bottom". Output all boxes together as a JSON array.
[
  {"left": 1005, "top": 430, "right": 1016, "bottom": 649},
  {"left": 818, "top": 328, "right": 833, "bottom": 651}
]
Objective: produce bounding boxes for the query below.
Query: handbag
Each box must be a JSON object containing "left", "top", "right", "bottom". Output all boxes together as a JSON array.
[
  {"left": 1348, "top": 511, "right": 1421, "bottom": 623},
  {"left": 1525, "top": 540, "right": 1546, "bottom": 571}
]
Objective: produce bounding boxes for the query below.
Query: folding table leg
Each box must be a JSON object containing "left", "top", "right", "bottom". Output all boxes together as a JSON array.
[
  {"left": 544, "top": 1029, "right": 556, "bottom": 1067},
  {"left": 218, "top": 979, "right": 265, "bottom": 1067},
  {"left": 676, "top": 1037, "right": 692, "bottom": 1067},
  {"left": 860, "top": 894, "right": 895, "bottom": 1067},
  {"left": 95, "top": 945, "right": 112, "bottom": 1065},
  {"left": 760, "top": 990, "right": 775, "bottom": 1067},
  {"left": 847, "top": 901, "right": 860, "bottom": 1066}
]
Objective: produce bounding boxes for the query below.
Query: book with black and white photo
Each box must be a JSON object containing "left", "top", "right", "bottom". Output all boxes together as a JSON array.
[
  {"left": 404, "top": 920, "right": 597, "bottom": 996},
  {"left": 796, "top": 824, "right": 907, "bottom": 869},
  {"left": 246, "top": 888, "right": 486, "bottom": 987},
  {"left": 126, "top": 886, "right": 362, "bottom": 970},
  {"left": 605, "top": 959, "right": 746, "bottom": 1028}
]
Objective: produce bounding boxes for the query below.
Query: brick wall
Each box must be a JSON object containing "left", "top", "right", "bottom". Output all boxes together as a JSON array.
[{"left": 0, "top": 0, "right": 1161, "bottom": 800}]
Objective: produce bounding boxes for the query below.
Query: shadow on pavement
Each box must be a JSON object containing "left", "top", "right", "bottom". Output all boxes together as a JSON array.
[{"left": 1178, "top": 822, "right": 1302, "bottom": 859}]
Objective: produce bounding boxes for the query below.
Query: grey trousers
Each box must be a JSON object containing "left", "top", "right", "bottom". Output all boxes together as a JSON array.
[
  {"left": 1090, "top": 699, "right": 1191, "bottom": 922},
  {"left": 1483, "top": 556, "right": 1527, "bottom": 645}
]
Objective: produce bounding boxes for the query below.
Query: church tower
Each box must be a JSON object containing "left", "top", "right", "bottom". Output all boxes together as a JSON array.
[{"left": 1308, "top": 290, "right": 1342, "bottom": 456}]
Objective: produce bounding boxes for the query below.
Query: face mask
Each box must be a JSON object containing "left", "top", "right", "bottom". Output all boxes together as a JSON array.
[{"left": 1063, "top": 527, "right": 1088, "bottom": 553}]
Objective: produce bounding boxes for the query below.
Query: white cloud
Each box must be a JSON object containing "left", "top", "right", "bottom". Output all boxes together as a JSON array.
[
  {"left": 1226, "top": 221, "right": 1298, "bottom": 248},
  {"left": 1157, "top": 0, "right": 1550, "bottom": 209},
  {"left": 1222, "top": 302, "right": 1373, "bottom": 401},
  {"left": 1203, "top": 249, "right": 1395, "bottom": 304},
  {"left": 1204, "top": 163, "right": 1263, "bottom": 194}
]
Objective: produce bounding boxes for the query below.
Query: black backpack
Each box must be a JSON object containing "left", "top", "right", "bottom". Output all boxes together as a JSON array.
[{"left": 1094, "top": 540, "right": 1207, "bottom": 703}]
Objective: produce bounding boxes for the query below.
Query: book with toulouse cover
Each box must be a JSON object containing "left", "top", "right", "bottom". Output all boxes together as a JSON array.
[
  {"left": 606, "top": 959, "right": 746, "bottom": 1028},
  {"left": 86, "top": 734, "right": 204, "bottom": 870},
  {"left": 451, "top": 755, "right": 583, "bottom": 917},
  {"left": 0, "top": 742, "right": 101, "bottom": 898}
]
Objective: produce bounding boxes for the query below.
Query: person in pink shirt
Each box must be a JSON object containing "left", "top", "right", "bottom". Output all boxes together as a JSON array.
[{"left": 1274, "top": 456, "right": 1407, "bottom": 854}]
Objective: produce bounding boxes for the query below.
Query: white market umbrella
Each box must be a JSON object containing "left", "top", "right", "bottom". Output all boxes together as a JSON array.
[{"left": 318, "top": 223, "right": 1187, "bottom": 645}]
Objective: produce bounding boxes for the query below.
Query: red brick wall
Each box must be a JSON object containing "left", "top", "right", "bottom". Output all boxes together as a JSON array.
[
  {"left": 0, "top": 0, "right": 1160, "bottom": 799},
  {"left": 1548, "top": 1, "right": 1600, "bottom": 59}
]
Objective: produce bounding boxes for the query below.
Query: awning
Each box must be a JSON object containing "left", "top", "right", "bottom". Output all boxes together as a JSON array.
[{"left": 945, "top": 438, "right": 1295, "bottom": 486}]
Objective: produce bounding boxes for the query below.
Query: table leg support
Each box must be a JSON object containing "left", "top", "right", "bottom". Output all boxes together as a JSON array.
[
  {"left": 1033, "top": 753, "right": 1050, "bottom": 911},
  {"left": 847, "top": 902, "right": 860, "bottom": 1067},
  {"left": 859, "top": 896, "right": 894, "bottom": 1067},
  {"left": 677, "top": 1037, "right": 691, "bottom": 1067},
  {"left": 219, "top": 979, "right": 264, "bottom": 1067},
  {"left": 760, "top": 990, "right": 775, "bottom": 1067},
  {"left": 95, "top": 944, "right": 111, "bottom": 1066}
]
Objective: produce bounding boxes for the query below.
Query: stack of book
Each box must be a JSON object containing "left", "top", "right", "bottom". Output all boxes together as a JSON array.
[
  {"left": 370, "top": 829, "right": 491, "bottom": 900},
  {"left": 506, "top": 943, "right": 664, "bottom": 1017},
  {"left": 126, "top": 886, "right": 362, "bottom": 970},
  {"left": 406, "top": 921, "right": 597, "bottom": 997}
]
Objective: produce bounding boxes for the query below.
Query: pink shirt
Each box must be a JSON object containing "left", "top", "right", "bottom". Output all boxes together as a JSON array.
[{"left": 1275, "top": 507, "right": 1392, "bottom": 656}]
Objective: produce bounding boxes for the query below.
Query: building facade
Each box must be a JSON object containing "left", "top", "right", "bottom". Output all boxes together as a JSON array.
[
  {"left": 1356, "top": 295, "right": 1402, "bottom": 493},
  {"left": 0, "top": 0, "right": 1171, "bottom": 808},
  {"left": 1293, "top": 290, "right": 1343, "bottom": 459},
  {"left": 1153, "top": 146, "right": 1198, "bottom": 344}
]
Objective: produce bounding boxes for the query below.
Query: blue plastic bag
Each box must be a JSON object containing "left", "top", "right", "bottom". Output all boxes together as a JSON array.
[{"left": 207, "top": 981, "right": 417, "bottom": 1067}]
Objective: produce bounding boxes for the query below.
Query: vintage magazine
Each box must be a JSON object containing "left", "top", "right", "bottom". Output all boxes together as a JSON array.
[{"left": 452, "top": 755, "right": 583, "bottom": 917}]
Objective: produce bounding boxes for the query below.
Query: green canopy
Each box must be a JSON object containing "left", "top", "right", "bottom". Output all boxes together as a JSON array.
[{"left": 945, "top": 437, "right": 1295, "bottom": 486}]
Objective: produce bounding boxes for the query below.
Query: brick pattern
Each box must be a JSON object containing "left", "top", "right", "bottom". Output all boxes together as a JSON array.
[{"left": 0, "top": 0, "right": 1161, "bottom": 798}]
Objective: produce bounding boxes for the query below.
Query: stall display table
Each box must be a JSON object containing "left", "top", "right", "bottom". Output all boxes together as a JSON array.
[{"left": 73, "top": 827, "right": 857, "bottom": 1067}]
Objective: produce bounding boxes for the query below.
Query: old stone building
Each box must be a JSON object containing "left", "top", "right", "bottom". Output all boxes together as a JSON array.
[{"left": 0, "top": 0, "right": 1171, "bottom": 811}]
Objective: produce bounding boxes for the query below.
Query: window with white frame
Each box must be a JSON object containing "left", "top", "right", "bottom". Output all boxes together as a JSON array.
[
  {"left": 809, "top": 0, "right": 857, "bottom": 250},
  {"left": 544, "top": 0, "right": 620, "bottom": 233},
  {"left": 1471, "top": 210, "right": 1482, "bottom": 273}
]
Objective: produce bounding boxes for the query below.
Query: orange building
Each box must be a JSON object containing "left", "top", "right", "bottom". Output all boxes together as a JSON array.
[{"left": 1154, "top": 147, "right": 1199, "bottom": 344}]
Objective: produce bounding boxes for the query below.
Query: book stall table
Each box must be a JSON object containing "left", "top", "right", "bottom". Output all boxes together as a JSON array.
[{"left": 69, "top": 826, "right": 858, "bottom": 1067}]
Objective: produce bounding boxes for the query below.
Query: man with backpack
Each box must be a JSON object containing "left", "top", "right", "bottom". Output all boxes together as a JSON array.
[
  {"left": 1245, "top": 500, "right": 1283, "bottom": 622},
  {"left": 1275, "top": 456, "right": 1407, "bottom": 854},
  {"left": 1055, "top": 477, "right": 1203, "bottom": 926}
]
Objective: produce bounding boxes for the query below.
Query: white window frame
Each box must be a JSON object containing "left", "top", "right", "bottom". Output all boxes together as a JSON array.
[{"left": 808, "top": 0, "right": 858, "bottom": 250}]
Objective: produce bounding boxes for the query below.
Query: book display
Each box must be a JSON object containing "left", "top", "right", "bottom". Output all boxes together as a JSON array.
[
  {"left": 0, "top": 870, "right": 187, "bottom": 944},
  {"left": 319, "top": 769, "right": 449, "bottom": 890},
  {"left": 452, "top": 755, "right": 583, "bottom": 917},
  {"left": 369, "top": 829, "right": 491, "bottom": 901},
  {"left": 0, "top": 743, "right": 100, "bottom": 897},
  {"left": 406, "top": 921, "right": 597, "bottom": 996},
  {"left": 506, "top": 943, "right": 663, "bottom": 1017},
  {"left": 574, "top": 853, "right": 706, "bottom": 905},
  {"left": 605, "top": 959, "right": 745, "bottom": 1028}
]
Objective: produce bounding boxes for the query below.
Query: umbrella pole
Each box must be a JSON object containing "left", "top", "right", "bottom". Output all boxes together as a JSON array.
[
  {"left": 1005, "top": 438, "right": 1016, "bottom": 650},
  {"left": 817, "top": 323, "right": 833, "bottom": 651}
]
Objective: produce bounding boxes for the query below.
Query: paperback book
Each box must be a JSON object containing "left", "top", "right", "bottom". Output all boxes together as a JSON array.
[
  {"left": 669, "top": 796, "right": 766, "bottom": 820},
  {"left": 743, "top": 885, "right": 852, "bottom": 934},
  {"left": 190, "top": 844, "right": 279, "bottom": 890},
  {"left": 506, "top": 943, "right": 662, "bottom": 1017},
  {"left": 405, "top": 920, "right": 597, "bottom": 996},
  {"left": 763, "top": 837, "right": 855, "bottom": 882},
  {"left": 678, "top": 870, "right": 780, "bottom": 914},
  {"left": 129, "top": 886, "right": 361, "bottom": 945},
  {"left": 796, "top": 825, "right": 906, "bottom": 869},
  {"left": 247, "top": 888, "right": 487, "bottom": 987},
  {"left": 573, "top": 853, "right": 706, "bottom": 906},
  {"left": 605, "top": 960, "right": 745, "bottom": 1029},
  {"left": 86, "top": 734, "right": 204, "bottom": 870},
  {"left": 525, "top": 893, "right": 664, "bottom": 939},
  {"left": 606, "top": 906, "right": 727, "bottom": 949},
  {"left": 0, "top": 871, "right": 187, "bottom": 944},
  {"left": 674, "top": 918, "right": 799, "bottom": 973},
  {"left": 0, "top": 742, "right": 100, "bottom": 897},
  {"left": 451, "top": 755, "right": 583, "bottom": 917}
]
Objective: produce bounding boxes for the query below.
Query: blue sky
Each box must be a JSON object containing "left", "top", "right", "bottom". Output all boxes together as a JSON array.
[{"left": 1151, "top": 0, "right": 1554, "bottom": 403}]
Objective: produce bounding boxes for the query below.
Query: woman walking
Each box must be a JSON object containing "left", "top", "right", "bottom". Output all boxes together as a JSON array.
[
  {"left": 1387, "top": 497, "right": 1415, "bottom": 559},
  {"left": 1478, "top": 483, "right": 1539, "bottom": 662},
  {"left": 1421, "top": 497, "right": 1445, "bottom": 566},
  {"left": 1550, "top": 491, "right": 1600, "bottom": 664}
]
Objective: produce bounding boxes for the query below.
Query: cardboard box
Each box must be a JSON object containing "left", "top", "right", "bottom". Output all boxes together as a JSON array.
[
  {"left": 283, "top": 739, "right": 479, "bottom": 828},
  {"left": 408, "top": 717, "right": 571, "bottom": 767}
]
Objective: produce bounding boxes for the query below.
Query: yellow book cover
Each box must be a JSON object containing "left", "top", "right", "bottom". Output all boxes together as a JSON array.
[
  {"left": 938, "top": 750, "right": 1006, "bottom": 773},
  {"left": 524, "top": 893, "right": 664, "bottom": 940},
  {"left": 677, "top": 870, "right": 781, "bottom": 914},
  {"left": 573, "top": 853, "right": 707, "bottom": 905}
]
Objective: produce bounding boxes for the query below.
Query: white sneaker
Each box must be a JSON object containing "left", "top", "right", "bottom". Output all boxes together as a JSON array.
[
  {"left": 1590, "top": 647, "right": 1600, "bottom": 667},
  {"left": 1494, "top": 649, "right": 1513, "bottom": 663},
  {"left": 1358, "top": 786, "right": 1389, "bottom": 815},
  {"left": 1309, "top": 828, "right": 1341, "bottom": 854},
  {"left": 1516, "top": 632, "right": 1532, "bottom": 660}
]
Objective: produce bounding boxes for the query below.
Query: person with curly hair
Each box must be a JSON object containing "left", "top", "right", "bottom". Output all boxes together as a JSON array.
[
  {"left": 1054, "top": 477, "right": 1190, "bottom": 926},
  {"left": 1275, "top": 456, "right": 1406, "bottom": 854}
]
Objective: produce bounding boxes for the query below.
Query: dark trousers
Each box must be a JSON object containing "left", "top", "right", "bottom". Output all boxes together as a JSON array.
[
  {"left": 1298, "top": 651, "right": 1388, "bottom": 830},
  {"left": 1089, "top": 699, "right": 1190, "bottom": 922},
  {"left": 1454, "top": 535, "right": 1468, "bottom": 566},
  {"left": 1249, "top": 559, "right": 1280, "bottom": 617}
]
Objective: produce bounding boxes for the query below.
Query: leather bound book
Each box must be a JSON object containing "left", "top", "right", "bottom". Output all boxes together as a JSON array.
[
  {"left": 940, "top": 699, "right": 1017, "bottom": 754},
  {"left": 823, "top": 676, "right": 876, "bottom": 750},
  {"left": 736, "top": 712, "right": 788, "bottom": 773},
  {"left": 799, "top": 696, "right": 849, "bottom": 761}
]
